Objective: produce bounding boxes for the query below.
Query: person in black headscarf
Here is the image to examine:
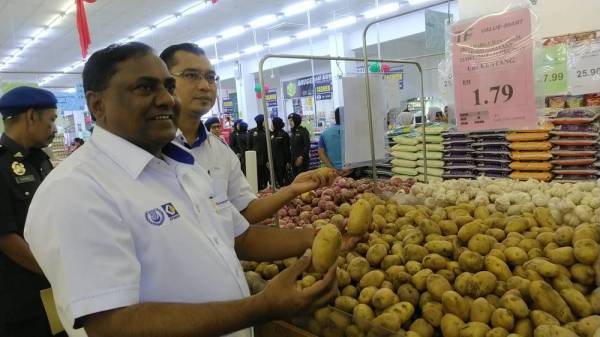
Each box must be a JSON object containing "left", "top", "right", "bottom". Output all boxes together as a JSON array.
[
  {"left": 270, "top": 117, "right": 291, "bottom": 187},
  {"left": 287, "top": 113, "right": 310, "bottom": 177},
  {"left": 229, "top": 119, "right": 242, "bottom": 155},
  {"left": 248, "top": 115, "right": 269, "bottom": 190},
  {"left": 234, "top": 121, "right": 249, "bottom": 175}
]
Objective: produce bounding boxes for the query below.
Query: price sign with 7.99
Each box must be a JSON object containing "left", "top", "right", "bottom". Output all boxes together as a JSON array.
[{"left": 451, "top": 7, "right": 538, "bottom": 131}]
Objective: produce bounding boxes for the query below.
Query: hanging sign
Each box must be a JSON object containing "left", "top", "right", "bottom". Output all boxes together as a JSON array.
[
  {"left": 222, "top": 97, "right": 234, "bottom": 114},
  {"left": 265, "top": 90, "right": 278, "bottom": 117},
  {"left": 568, "top": 37, "right": 600, "bottom": 95},
  {"left": 283, "top": 73, "right": 332, "bottom": 99},
  {"left": 451, "top": 7, "right": 537, "bottom": 131},
  {"left": 314, "top": 73, "right": 332, "bottom": 100},
  {"left": 541, "top": 44, "right": 568, "bottom": 95}
]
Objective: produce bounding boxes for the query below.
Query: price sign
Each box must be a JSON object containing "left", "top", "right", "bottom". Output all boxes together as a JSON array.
[
  {"left": 451, "top": 7, "right": 537, "bottom": 131},
  {"left": 568, "top": 38, "right": 600, "bottom": 95},
  {"left": 541, "top": 44, "right": 568, "bottom": 94}
]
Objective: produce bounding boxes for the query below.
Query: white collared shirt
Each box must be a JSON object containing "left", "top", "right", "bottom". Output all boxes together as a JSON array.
[
  {"left": 173, "top": 127, "right": 256, "bottom": 213},
  {"left": 24, "top": 126, "right": 251, "bottom": 337}
]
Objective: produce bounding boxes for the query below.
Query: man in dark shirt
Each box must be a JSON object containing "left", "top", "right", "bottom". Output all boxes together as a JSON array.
[
  {"left": 0, "top": 86, "right": 59, "bottom": 337},
  {"left": 288, "top": 113, "right": 310, "bottom": 177}
]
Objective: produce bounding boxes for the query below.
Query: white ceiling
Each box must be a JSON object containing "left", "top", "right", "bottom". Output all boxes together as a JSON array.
[{"left": 0, "top": 0, "right": 445, "bottom": 89}]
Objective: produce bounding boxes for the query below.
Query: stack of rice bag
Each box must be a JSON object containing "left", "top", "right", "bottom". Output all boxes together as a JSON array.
[
  {"left": 470, "top": 130, "right": 512, "bottom": 178},
  {"left": 549, "top": 108, "right": 600, "bottom": 182},
  {"left": 415, "top": 124, "right": 446, "bottom": 182},
  {"left": 442, "top": 131, "right": 475, "bottom": 180},
  {"left": 507, "top": 127, "right": 554, "bottom": 182},
  {"left": 390, "top": 132, "right": 421, "bottom": 181}
]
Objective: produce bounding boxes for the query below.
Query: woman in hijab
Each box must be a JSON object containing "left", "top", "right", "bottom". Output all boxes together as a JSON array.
[
  {"left": 270, "top": 117, "right": 291, "bottom": 187},
  {"left": 287, "top": 113, "right": 311, "bottom": 177},
  {"left": 248, "top": 115, "right": 269, "bottom": 190}
]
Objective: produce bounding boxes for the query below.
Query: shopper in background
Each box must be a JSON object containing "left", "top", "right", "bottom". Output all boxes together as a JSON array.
[
  {"left": 248, "top": 114, "right": 269, "bottom": 190},
  {"left": 236, "top": 121, "right": 249, "bottom": 174},
  {"left": 160, "top": 43, "right": 337, "bottom": 225},
  {"left": 319, "top": 107, "right": 351, "bottom": 177},
  {"left": 204, "top": 116, "right": 225, "bottom": 142},
  {"left": 26, "top": 42, "right": 354, "bottom": 337},
  {"left": 229, "top": 119, "right": 242, "bottom": 154},
  {"left": 0, "top": 86, "right": 60, "bottom": 337},
  {"left": 270, "top": 117, "right": 291, "bottom": 187},
  {"left": 288, "top": 112, "right": 310, "bottom": 177},
  {"left": 398, "top": 108, "right": 414, "bottom": 127},
  {"left": 70, "top": 138, "right": 85, "bottom": 153}
]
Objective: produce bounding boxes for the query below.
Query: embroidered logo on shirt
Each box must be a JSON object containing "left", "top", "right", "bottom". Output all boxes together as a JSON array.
[
  {"left": 145, "top": 208, "right": 165, "bottom": 226},
  {"left": 161, "top": 202, "right": 180, "bottom": 220}
]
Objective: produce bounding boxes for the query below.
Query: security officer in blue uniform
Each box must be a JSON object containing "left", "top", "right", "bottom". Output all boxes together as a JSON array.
[{"left": 0, "top": 86, "right": 59, "bottom": 337}]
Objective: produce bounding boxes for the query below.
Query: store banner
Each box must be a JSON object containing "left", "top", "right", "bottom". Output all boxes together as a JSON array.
[
  {"left": 265, "top": 90, "right": 278, "bottom": 117},
  {"left": 314, "top": 73, "right": 333, "bottom": 100},
  {"left": 451, "top": 7, "right": 537, "bottom": 131},
  {"left": 222, "top": 97, "right": 234, "bottom": 114},
  {"left": 383, "top": 65, "right": 405, "bottom": 90},
  {"left": 54, "top": 92, "right": 86, "bottom": 111},
  {"left": 568, "top": 37, "right": 600, "bottom": 95},
  {"left": 283, "top": 73, "right": 332, "bottom": 100},
  {"left": 292, "top": 97, "right": 303, "bottom": 115},
  {"left": 228, "top": 93, "right": 239, "bottom": 120},
  {"left": 540, "top": 43, "right": 568, "bottom": 95}
]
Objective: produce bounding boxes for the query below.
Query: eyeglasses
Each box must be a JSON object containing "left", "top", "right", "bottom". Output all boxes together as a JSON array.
[{"left": 172, "top": 69, "right": 219, "bottom": 84}]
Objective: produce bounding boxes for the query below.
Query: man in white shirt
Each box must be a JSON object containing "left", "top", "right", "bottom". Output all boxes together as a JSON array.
[
  {"left": 160, "top": 43, "right": 328, "bottom": 224},
  {"left": 24, "top": 42, "right": 340, "bottom": 337}
]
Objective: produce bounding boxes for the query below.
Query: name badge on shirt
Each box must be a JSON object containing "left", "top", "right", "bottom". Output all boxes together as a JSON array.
[{"left": 15, "top": 175, "right": 36, "bottom": 184}]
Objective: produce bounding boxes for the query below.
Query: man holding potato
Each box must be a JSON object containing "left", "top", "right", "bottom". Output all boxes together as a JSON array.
[{"left": 24, "top": 42, "right": 354, "bottom": 337}]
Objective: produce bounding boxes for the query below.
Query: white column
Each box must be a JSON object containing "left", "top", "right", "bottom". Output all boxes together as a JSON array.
[{"left": 234, "top": 60, "right": 260, "bottom": 126}]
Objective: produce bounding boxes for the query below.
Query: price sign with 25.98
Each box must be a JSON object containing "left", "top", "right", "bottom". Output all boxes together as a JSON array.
[
  {"left": 451, "top": 7, "right": 538, "bottom": 131},
  {"left": 569, "top": 38, "right": 600, "bottom": 95}
]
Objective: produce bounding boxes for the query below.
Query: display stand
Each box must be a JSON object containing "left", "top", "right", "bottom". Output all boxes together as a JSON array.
[{"left": 258, "top": 55, "right": 426, "bottom": 187}]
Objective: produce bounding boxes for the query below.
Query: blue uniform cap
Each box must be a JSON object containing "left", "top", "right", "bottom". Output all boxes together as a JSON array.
[
  {"left": 204, "top": 116, "right": 221, "bottom": 129},
  {"left": 254, "top": 114, "right": 264, "bottom": 124},
  {"left": 0, "top": 86, "right": 58, "bottom": 118}
]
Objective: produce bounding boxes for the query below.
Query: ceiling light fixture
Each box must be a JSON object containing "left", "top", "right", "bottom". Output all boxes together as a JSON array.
[
  {"left": 219, "top": 25, "right": 246, "bottom": 39},
  {"left": 221, "top": 52, "right": 241, "bottom": 61},
  {"left": 267, "top": 36, "right": 292, "bottom": 48},
  {"left": 363, "top": 2, "right": 401, "bottom": 18},
  {"left": 180, "top": 1, "right": 209, "bottom": 16},
  {"left": 0, "top": 1, "right": 76, "bottom": 71},
  {"left": 326, "top": 16, "right": 357, "bottom": 30},
  {"left": 249, "top": 15, "right": 278, "bottom": 29},
  {"left": 295, "top": 27, "right": 322, "bottom": 39},
  {"left": 283, "top": 0, "right": 317, "bottom": 16},
  {"left": 154, "top": 15, "right": 178, "bottom": 29},
  {"left": 408, "top": 0, "right": 430, "bottom": 4},
  {"left": 243, "top": 45, "right": 265, "bottom": 54},
  {"left": 197, "top": 36, "right": 218, "bottom": 47}
]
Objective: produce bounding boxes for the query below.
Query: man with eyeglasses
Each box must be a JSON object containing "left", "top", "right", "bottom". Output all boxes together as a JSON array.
[{"left": 159, "top": 43, "right": 337, "bottom": 225}]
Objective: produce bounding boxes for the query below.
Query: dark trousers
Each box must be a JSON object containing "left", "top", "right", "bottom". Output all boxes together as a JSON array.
[
  {"left": 274, "top": 165, "right": 287, "bottom": 188},
  {"left": 257, "top": 164, "right": 270, "bottom": 190}
]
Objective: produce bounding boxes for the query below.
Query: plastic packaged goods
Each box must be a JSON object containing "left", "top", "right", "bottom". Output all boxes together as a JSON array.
[
  {"left": 509, "top": 141, "right": 553, "bottom": 151},
  {"left": 416, "top": 166, "right": 443, "bottom": 177},
  {"left": 391, "top": 151, "right": 418, "bottom": 161},
  {"left": 510, "top": 161, "right": 553, "bottom": 171},
  {"left": 551, "top": 146, "right": 597, "bottom": 157},
  {"left": 548, "top": 108, "right": 600, "bottom": 124},
  {"left": 392, "top": 134, "right": 421, "bottom": 146},
  {"left": 424, "top": 124, "right": 446, "bottom": 134},
  {"left": 584, "top": 92, "right": 600, "bottom": 106},
  {"left": 442, "top": 138, "right": 473, "bottom": 146},
  {"left": 510, "top": 151, "right": 552, "bottom": 161},
  {"left": 444, "top": 145, "right": 475, "bottom": 152},
  {"left": 474, "top": 152, "right": 512, "bottom": 160},
  {"left": 390, "top": 144, "right": 420, "bottom": 152},
  {"left": 566, "top": 95, "right": 585, "bottom": 108},
  {"left": 416, "top": 159, "right": 444, "bottom": 168},
  {"left": 552, "top": 165, "right": 599, "bottom": 175},
  {"left": 549, "top": 137, "right": 598, "bottom": 146},
  {"left": 554, "top": 174, "right": 599, "bottom": 182},
  {"left": 550, "top": 157, "right": 596, "bottom": 166},
  {"left": 416, "top": 151, "right": 443, "bottom": 160},
  {"left": 510, "top": 171, "right": 553, "bottom": 181},
  {"left": 444, "top": 153, "right": 474, "bottom": 161},
  {"left": 506, "top": 132, "right": 550, "bottom": 141},
  {"left": 421, "top": 135, "right": 444, "bottom": 143},
  {"left": 416, "top": 174, "right": 443, "bottom": 182},
  {"left": 391, "top": 166, "right": 418, "bottom": 176},
  {"left": 391, "top": 159, "right": 417, "bottom": 168},
  {"left": 443, "top": 162, "right": 476, "bottom": 169},
  {"left": 479, "top": 171, "right": 512, "bottom": 178},
  {"left": 550, "top": 124, "right": 599, "bottom": 137},
  {"left": 424, "top": 143, "right": 444, "bottom": 152},
  {"left": 546, "top": 95, "right": 566, "bottom": 108}
]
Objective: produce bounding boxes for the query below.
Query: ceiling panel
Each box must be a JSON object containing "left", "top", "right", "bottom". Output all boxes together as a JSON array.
[{"left": 0, "top": 0, "right": 444, "bottom": 89}]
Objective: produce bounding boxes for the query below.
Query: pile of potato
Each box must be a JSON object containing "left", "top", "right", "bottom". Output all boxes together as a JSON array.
[{"left": 292, "top": 184, "right": 600, "bottom": 337}]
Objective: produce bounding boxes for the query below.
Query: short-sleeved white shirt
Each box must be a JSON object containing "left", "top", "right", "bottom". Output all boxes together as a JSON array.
[
  {"left": 174, "top": 126, "right": 256, "bottom": 213},
  {"left": 24, "top": 126, "right": 251, "bottom": 337}
]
